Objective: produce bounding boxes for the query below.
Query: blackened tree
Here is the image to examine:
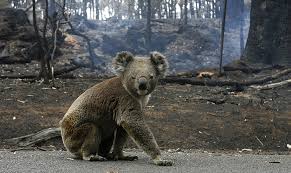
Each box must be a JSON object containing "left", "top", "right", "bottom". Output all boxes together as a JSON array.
[{"left": 243, "top": 0, "right": 290, "bottom": 64}]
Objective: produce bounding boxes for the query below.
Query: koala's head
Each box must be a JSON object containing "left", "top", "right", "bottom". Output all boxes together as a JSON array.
[{"left": 113, "top": 51, "right": 168, "bottom": 97}]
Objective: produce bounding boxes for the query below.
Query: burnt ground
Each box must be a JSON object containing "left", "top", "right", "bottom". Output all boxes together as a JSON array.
[
  {"left": 0, "top": 8, "right": 289, "bottom": 154},
  {"left": 0, "top": 64, "right": 291, "bottom": 153}
]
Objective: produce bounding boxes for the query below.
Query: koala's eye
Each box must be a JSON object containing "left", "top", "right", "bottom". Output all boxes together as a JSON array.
[
  {"left": 131, "top": 76, "right": 136, "bottom": 79},
  {"left": 150, "top": 75, "right": 154, "bottom": 79}
]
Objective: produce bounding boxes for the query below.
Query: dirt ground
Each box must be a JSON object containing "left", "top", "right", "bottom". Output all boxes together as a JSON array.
[{"left": 0, "top": 65, "right": 291, "bottom": 152}]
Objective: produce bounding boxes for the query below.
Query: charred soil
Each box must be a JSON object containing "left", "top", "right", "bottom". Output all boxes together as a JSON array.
[{"left": 0, "top": 66, "right": 291, "bottom": 152}]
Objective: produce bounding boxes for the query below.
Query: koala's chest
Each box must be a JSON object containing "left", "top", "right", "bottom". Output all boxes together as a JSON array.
[{"left": 139, "top": 94, "right": 151, "bottom": 109}]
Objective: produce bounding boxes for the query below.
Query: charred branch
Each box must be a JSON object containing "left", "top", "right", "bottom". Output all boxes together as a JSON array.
[{"left": 250, "top": 79, "right": 291, "bottom": 90}]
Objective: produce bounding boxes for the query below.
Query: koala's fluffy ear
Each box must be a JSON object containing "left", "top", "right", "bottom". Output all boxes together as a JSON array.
[
  {"left": 112, "top": 51, "right": 134, "bottom": 74},
  {"left": 150, "top": 51, "right": 169, "bottom": 77}
]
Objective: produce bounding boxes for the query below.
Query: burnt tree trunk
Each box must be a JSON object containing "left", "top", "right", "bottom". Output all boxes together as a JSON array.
[
  {"left": 173, "top": 0, "right": 177, "bottom": 19},
  {"left": 189, "top": 0, "right": 195, "bottom": 18},
  {"left": 179, "top": 2, "right": 183, "bottom": 19},
  {"left": 239, "top": 0, "right": 244, "bottom": 55},
  {"left": 95, "top": 0, "right": 99, "bottom": 20},
  {"left": 196, "top": 0, "right": 200, "bottom": 18},
  {"left": 157, "top": 0, "right": 162, "bottom": 19},
  {"left": 82, "top": 0, "right": 87, "bottom": 19},
  {"left": 219, "top": 0, "right": 227, "bottom": 74},
  {"left": 127, "top": 0, "right": 134, "bottom": 19},
  {"left": 138, "top": 0, "right": 147, "bottom": 19},
  {"left": 214, "top": 0, "right": 221, "bottom": 18},
  {"left": 170, "top": 0, "right": 176, "bottom": 19},
  {"left": 164, "top": 0, "right": 169, "bottom": 18},
  {"left": 243, "top": 0, "right": 291, "bottom": 64},
  {"left": 32, "top": 0, "right": 49, "bottom": 83},
  {"left": 146, "top": 0, "right": 152, "bottom": 51},
  {"left": 184, "top": 0, "right": 188, "bottom": 25},
  {"left": 205, "top": 0, "right": 210, "bottom": 18}
]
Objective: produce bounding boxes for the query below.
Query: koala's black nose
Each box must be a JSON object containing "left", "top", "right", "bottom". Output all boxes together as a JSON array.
[
  {"left": 138, "top": 77, "right": 147, "bottom": 90},
  {"left": 139, "top": 83, "right": 147, "bottom": 90}
]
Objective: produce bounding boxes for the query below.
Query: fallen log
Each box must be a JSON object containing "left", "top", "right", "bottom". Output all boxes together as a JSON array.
[
  {"left": 0, "top": 55, "right": 31, "bottom": 64},
  {"left": 0, "top": 65, "right": 80, "bottom": 79},
  {"left": 161, "top": 77, "right": 237, "bottom": 86},
  {"left": 4, "top": 127, "right": 61, "bottom": 147},
  {"left": 0, "top": 74, "right": 36, "bottom": 79},
  {"left": 243, "top": 68, "right": 291, "bottom": 85},
  {"left": 54, "top": 65, "right": 80, "bottom": 76},
  {"left": 161, "top": 68, "right": 291, "bottom": 87}
]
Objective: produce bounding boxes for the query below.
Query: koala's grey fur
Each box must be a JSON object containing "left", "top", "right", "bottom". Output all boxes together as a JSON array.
[{"left": 60, "top": 51, "right": 172, "bottom": 166}]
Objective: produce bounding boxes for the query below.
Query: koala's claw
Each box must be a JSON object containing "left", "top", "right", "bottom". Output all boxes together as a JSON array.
[
  {"left": 107, "top": 153, "right": 138, "bottom": 161},
  {"left": 83, "top": 154, "right": 107, "bottom": 161},
  {"left": 120, "top": 155, "right": 138, "bottom": 161},
  {"left": 153, "top": 159, "right": 173, "bottom": 166}
]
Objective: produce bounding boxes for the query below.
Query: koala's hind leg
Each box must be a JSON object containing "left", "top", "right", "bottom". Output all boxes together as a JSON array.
[
  {"left": 98, "top": 135, "right": 114, "bottom": 158},
  {"left": 62, "top": 122, "right": 105, "bottom": 161},
  {"left": 80, "top": 124, "right": 106, "bottom": 161},
  {"left": 108, "top": 126, "right": 138, "bottom": 161}
]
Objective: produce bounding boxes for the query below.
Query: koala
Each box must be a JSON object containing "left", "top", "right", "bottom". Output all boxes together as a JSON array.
[{"left": 60, "top": 51, "right": 173, "bottom": 166}]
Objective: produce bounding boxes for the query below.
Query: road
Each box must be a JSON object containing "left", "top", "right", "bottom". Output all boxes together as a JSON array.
[{"left": 0, "top": 150, "right": 290, "bottom": 173}]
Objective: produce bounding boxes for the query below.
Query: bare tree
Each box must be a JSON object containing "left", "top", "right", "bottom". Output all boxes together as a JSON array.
[{"left": 32, "top": 0, "right": 50, "bottom": 83}]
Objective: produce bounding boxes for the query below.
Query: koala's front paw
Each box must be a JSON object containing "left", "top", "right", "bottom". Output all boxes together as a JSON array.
[
  {"left": 83, "top": 154, "right": 107, "bottom": 161},
  {"left": 153, "top": 157, "right": 173, "bottom": 166}
]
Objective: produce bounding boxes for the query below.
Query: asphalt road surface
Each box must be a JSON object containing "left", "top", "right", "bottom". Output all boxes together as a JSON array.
[{"left": 0, "top": 150, "right": 290, "bottom": 173}]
